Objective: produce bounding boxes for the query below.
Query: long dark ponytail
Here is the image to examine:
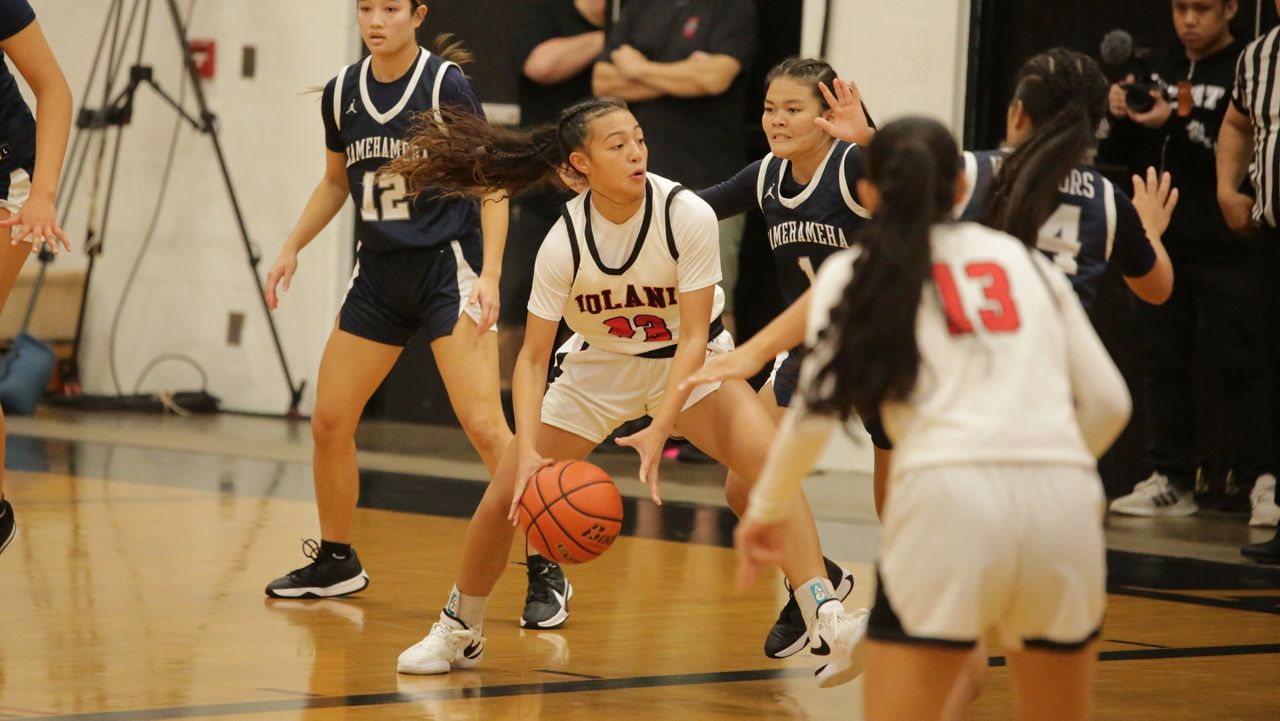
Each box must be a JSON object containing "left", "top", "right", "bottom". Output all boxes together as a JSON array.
[
  {"left": 805, "top": 117, "right": 959, "bottom": 420},
  {"left": 981, "top": 48, "right": 1108, "bottom": 246},
  {"left": 380, "top": 97, "right": 628, "bottom": 198}
]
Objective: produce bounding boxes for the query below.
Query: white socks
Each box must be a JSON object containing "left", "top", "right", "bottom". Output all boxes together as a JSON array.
[
  {"left": 443, "top": 584, "right": 488, "bottom": 628},
  {"left": 795, "top": 576, "right": 840, "bottom": 630}
]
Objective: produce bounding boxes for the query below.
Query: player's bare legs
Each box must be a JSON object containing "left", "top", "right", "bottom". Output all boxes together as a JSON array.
[
  {"left": 0, "top": 211, "right": 30, "bottom": 552},
  {"left": 432, "top": 314, "right": 513, "bottom": 475},
  {"left": 1006, "top": 643, "right": 1098, "bottom": 721},
  {"left": 864, "top": 641, "right": 971, "bottom": 720},
  {"left": 455, "top": 423, "right": 596, "bottom": 596},
  {"left": 675, "top": 379, "right": 824, "bottom": 586}
]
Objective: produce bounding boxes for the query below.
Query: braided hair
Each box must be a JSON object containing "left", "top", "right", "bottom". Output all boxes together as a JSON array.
[
  {"left": 980, "top": 48, "right": 1108, "bottom": 248},
  {"left": 805, "top": 117, "right": 959, "bottom": 420},
  {"left": 380, "top": 97, "right": 629, "bottom": 199}
]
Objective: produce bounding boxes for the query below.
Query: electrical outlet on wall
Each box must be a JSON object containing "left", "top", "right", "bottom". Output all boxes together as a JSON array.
[
  {"left": 227, "top": 312, "right": 245, "bottom": 346},
  {"left": 242, "top": 45, "right": 256, "bottom": 79}
]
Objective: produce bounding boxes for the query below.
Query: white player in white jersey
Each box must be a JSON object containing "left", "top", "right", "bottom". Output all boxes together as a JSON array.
[
  {"left": 726, "top": 118, "right": 1151, "bottom": 721},
  {"left": 380, "top": 97, "right": 868, "bottom": 684}
]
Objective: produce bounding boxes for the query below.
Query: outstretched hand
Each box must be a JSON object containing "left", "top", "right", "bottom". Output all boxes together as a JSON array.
[
  {"left": 734, "top": 517, "right": 786, "bottom": 591},
  {"left": 1131, "top": 166, "right": 1179, "bottom": 240},
  {"left": 509, "top": 447, "right": 555, "bottom": 524},
  {"left": 1, "top": 194, "right": 71, "bottom": 254},
  {"left": 614, "top": 424, "right": 667, "bottom": 506},
  {"left": 814, "top": 78, "right": 873, "bottom": 145}
]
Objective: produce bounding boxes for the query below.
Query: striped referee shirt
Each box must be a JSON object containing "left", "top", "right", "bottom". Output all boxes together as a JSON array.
[{"left": 1234, "top": 25, "right": 1280, "bottom": 228}]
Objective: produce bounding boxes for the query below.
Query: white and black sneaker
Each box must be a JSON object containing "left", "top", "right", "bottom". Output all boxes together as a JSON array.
[
  {"left": 0, "top": 498, "right": 14, "bottom": 556},
  {"left": 398, "top": 610, "right": 485, "bottom": 675},
  {"left": 265, "top": 539, "right": 370, "bottom": 598},
  {"left": 1250, "top": 474, "right": 1280, "bottom": 527},
  {"left": 811, "top": 601, "right": 869, "bottom": 688},
  {"left": 520, "top": 555, "right": 572, "bottom": 629},
  {"left": 764, "top": 557, "right": 855, "bottom": 659},
  {"left": 1109, "top": 472, "right": 1198, "bottom": 517}
]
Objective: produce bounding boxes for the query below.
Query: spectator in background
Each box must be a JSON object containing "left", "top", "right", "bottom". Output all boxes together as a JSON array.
[
  {"left": 1107, "top": 0, "right": 1280, "bottom": 527},
  {"left": 500, "top": 0, "right": 606, "bottom": 394},
  {"left": 1219, "top": 0, "right": 1280, "bottom": 563},
  {"left": 593, "top": 0, "right": 757, "bottom": 335}
]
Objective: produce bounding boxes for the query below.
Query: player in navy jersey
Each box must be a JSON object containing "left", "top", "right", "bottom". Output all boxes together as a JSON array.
[
  {"left": 696, "top": 58, "right": 877, "bottom": 660},
  {"left": 0, "top": 0, "right": 72, "bottom": 556},
  {"left": 381, "top": 97, "right": 868, "bottom": 685},
  {"left": 956, "top": 55, "right": 1173, "bottom": 310},
  {"left": 261, "top": 1, "right": 571, "bottom": 624}
]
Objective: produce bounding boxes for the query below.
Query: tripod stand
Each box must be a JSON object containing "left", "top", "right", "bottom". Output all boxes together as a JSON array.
[{"left": 55, "top": 0, "right": 305, "bottom": 414}]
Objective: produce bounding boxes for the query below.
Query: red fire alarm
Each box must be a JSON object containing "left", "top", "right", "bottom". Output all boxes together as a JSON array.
[{"left": 189, "top": 39, "right": 216, "bottom": 80}]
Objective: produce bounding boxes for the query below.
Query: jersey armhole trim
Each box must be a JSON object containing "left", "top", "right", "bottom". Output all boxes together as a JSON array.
[
  {"left": 332, "top": 65, "right": 351, "bottom": 134},
  {"left": 756, "top": 154, "right": 773, "bottom": 209},
  {"left": 1103, "top": 179, "right": 1117, "bottom": 261},
  {"left": 838, "top": 144, "right": 872, "bottom": 219},
  {"left": 957, "top": 151, "right": 979, "bottom": 216},
  {"left": 560, "top": 204, "right": 581, "bottom": 285},
  {"left": 665, "top": 185, "right": 689, "bottom": 261},
  {"left": 432, "top": 59, "right": 462, "bottom": 120}
]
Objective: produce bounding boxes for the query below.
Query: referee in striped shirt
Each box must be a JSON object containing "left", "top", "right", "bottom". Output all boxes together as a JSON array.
[{"left": 1219, "top": 7, "right": 1280, "bottom": 564}]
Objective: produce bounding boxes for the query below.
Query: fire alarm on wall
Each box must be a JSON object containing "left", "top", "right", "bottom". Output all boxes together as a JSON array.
[{"left": 189, "top": 39, "right": 216, "bottom": 79}]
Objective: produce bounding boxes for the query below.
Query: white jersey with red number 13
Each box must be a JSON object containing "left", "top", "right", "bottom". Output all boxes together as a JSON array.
[
  {"left": 527, "top": 173, "right": 726, "bottom": 355},
  {"left": 806, "top": 221, "right": 1100, "bottom": 475}
]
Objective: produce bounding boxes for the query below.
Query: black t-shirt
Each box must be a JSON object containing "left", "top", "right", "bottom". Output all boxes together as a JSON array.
[
  {"left": 0, "top": 0, "right": 36, "bottom": 171},
  {"left": 604, "top": 0, "right": 757, "bottom": 189},
  {"left": 512, "top": 0, "right": 600, "bottom": 128}
]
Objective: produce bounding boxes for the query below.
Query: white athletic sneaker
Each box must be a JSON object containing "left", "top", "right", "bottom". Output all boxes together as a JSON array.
[
  {"left": 1249, "top": 474, "right": 1280, "bottom": 527},
  {"left": 810, "top": 602, "right": 869, "bottom": 688},
  {"left": 397, "top": 613, "right": 485, "bottom": 675},
  {"left": 1109, "top": 472, "right": 1198, "bottom": 517}
]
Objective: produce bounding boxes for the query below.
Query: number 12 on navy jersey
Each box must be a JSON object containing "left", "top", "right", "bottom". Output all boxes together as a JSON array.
[{"left": 932, "top": 262, "right": 1021, "bottom": 335}]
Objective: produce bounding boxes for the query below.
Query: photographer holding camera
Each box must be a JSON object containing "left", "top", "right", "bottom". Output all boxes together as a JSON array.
[{"left": 1107, "top": 0, "right": 1280, "bottom": 526}]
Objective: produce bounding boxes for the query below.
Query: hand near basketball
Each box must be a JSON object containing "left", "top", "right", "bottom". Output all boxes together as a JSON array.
[
  {"left": 264, "top": 250, "right": 298, "bottom": 310},
  {"left": 469, "top": 272, "right": 500, "bottom": 334},
  {"left": 508, "top": 445, "right": 554, "bottom": 523},
  {"left": 1131, "top": 166, "right": 1179, "bottom": 240},
  {"left": 614, "top": 424, "right": 665, "bottom": 505},
  {"left": 815, "top": 78, "right": 873, "bottom": 146},
  {"left": 733, "top": 517, "right": 786, "bottom": 591},
  {"left": 1, "top": 193, "right": 71, "bottom": 254}
]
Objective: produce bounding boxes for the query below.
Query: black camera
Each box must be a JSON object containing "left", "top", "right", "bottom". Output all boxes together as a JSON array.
[{"left": 1123, "top": 79, "right": 1166, "bottom": 114}]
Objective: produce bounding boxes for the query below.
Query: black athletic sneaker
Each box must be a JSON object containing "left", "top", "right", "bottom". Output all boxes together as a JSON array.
[
  {"left": 265, "top": 539, "right": 370, "bottom": 598},
  {"left": 0, "top": 499, "right": 14, "bottom": 556},
  {"left": 764, "top": 557, "right": 855, "bottom": 659},
  {"left": 520, "top": 555, "right": 572, "bottom": 629}
]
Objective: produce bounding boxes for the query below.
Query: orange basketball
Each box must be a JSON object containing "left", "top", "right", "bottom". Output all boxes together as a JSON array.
[{"left": 516, "top": 460, "right": 623, "bottom": 564}]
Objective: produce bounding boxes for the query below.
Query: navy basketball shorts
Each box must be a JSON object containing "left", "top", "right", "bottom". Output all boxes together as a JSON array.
[
  {"left": 339, "top": 237, "right": 491, "bottom": 347},
  {"left": 0, "top": 160, "right": 34, "bottom": 218},
  {"left": 769, "top": 348, "right": 893, "bottom": 449}
]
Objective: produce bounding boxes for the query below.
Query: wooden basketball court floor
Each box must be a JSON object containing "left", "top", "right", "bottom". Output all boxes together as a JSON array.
[{"left": 1, "top": 413, "right": 1279, "bottom": 720}]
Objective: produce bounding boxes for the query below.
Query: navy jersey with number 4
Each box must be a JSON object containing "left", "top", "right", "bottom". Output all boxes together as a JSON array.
[
  {"left": 699, "top": 139, "right": 870, "bottom": 304},
  {"left": 322, "top": 49, "right": 482, "bottom": 253},
  {"left": 0, "top": 0, "right": 37, "bottom": 175},
  {"left": 958, "top": 149, "right": 1155, "bottom": 309}
]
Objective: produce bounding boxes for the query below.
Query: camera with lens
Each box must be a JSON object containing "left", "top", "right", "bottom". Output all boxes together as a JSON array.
[{"left": 1122, "top": 78, "right": 1168, "bottom": 114}]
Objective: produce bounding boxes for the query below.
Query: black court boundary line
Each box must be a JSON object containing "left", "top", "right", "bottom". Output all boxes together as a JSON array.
[
  {"left": 1109, "top": 586, "right": 1280, "bottom": 616},
  {"left": 16, "top": 643, "right": 1280, "bottom": 721}
]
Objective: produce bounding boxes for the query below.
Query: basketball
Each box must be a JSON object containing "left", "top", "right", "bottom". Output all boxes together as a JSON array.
[{"left": 516, "top": 460, "right": 624, "bottom": 564}]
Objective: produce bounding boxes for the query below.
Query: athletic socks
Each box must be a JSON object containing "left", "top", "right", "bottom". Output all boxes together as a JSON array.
[
  {"left": 320, "top": 540, "right": 352, "bottom": 560},
  {"left": 795, "top": 576, "right": 840, "bottom": 630},
  {"left": 444, "top": 584, "right": 489, "bottom": 628}
]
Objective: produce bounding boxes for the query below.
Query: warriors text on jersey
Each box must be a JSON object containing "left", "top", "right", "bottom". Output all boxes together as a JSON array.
[
  {"left": 528, "top": 174, "right": 725, "bottom": 356},
  {"left": 322, "top": 48, "right": 482, "bottom": 253},
  {"left": 957, "top": 149, "right": 1155, "bottom": 309}
]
